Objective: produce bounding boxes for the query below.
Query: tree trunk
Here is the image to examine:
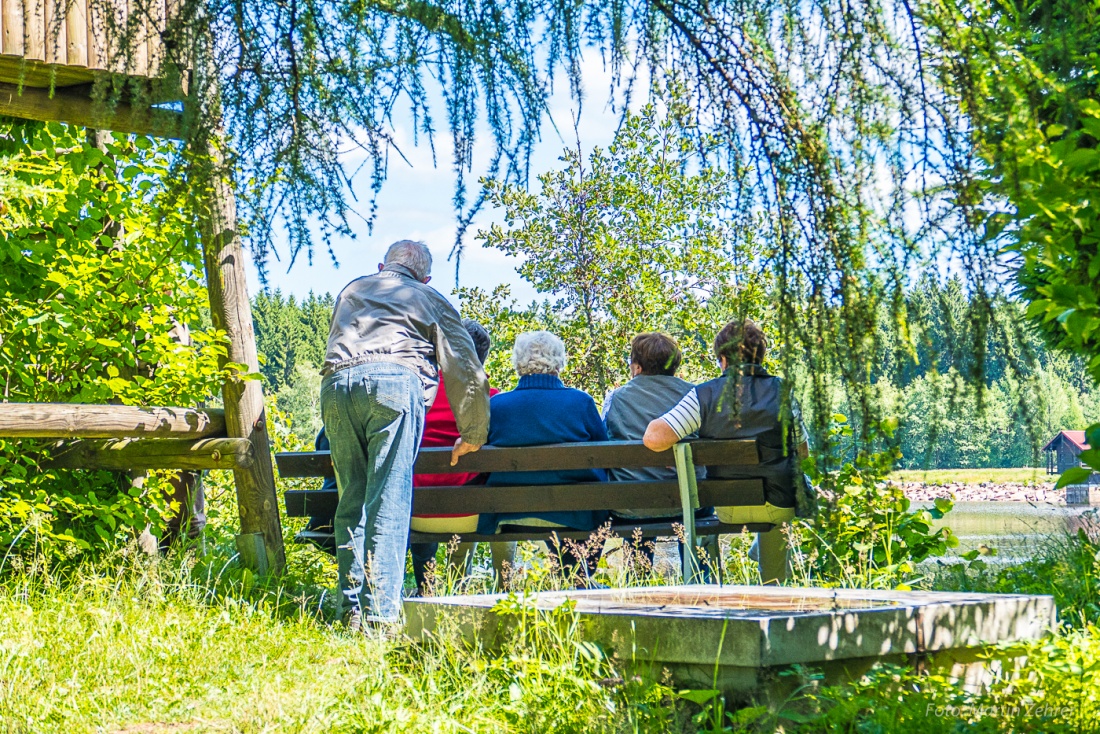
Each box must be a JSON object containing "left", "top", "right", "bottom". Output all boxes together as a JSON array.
[{"left": 196, "top": 146, "right": 285, "bottom": 574}]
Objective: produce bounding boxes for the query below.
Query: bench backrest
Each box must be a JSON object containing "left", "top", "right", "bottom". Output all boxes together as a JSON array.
[
  {"left": 278, "top": 439, "right": 767, "bottom": 518},
  {"left": 275, "top": 438, "right": 760, "bottom": 478}
]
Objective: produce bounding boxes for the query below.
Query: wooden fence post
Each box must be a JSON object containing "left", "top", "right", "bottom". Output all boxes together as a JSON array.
[{"left": 196, "top": 145, "right": 285, "bottom": 574}]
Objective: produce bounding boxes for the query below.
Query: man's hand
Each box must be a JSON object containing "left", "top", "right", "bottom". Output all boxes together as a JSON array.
[{"left": 450, "top": 437, "right": 483, "bottom": 466}]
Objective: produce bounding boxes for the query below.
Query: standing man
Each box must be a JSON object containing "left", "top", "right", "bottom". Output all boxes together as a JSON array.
[{"left": 321, "top": 241, "right": 490, "bottom": 629}]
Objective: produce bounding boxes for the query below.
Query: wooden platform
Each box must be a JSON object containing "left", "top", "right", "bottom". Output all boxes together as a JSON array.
[
  {"left": 0, "top": 0, "right": 185, "bottom": 136},
  {"left": 0, "top": 0, "right": 174, "bottom": 83}
]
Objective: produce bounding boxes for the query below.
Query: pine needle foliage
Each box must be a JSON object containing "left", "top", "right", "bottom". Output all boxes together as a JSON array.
[{"left": 53, "top": 0, "right": 1091, "bottom": 457}]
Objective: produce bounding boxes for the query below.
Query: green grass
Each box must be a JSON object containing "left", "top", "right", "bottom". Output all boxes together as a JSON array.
[
  {"left": 888, "top": 467, "right": 1051, "bottom": 485},
  {"left": 1, "top": 489, "right": 1098, "bottom": 733},
  {"left": 0, "top": 546, "right": 682, "bottom": 733}
]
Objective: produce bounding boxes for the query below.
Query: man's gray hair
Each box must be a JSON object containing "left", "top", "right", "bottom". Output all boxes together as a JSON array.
[
  {"left": 512, "top": 330, "right": 567, "bottom": 376},
  {"left": 384, "top": 240, "right": 433, "bottom": 281}
]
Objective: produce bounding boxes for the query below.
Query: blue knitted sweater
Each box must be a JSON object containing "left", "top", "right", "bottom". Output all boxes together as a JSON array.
[{"left": 477, "top": 373, "right": 609, "bottom": 533}]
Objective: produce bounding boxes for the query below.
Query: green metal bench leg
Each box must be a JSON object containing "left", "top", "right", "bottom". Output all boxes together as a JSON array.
[{"left": 673, "top": 443, "right": 700, "bottom": 584}]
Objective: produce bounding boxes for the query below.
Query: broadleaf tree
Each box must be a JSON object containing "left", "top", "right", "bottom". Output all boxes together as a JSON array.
[
  {"left": 0, "top": 119, "right": 232, "bottom": 555},
  {"left": 468, "top": 97, "right": 769, "bottom": 399}
]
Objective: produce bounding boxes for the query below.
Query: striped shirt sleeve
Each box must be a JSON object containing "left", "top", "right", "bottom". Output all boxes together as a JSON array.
[
  {"left": 790, "top": 394, "right": 809, "bottom": 447},
  {"left": 659, "top": 388, "right": 702, "bottom": 440}
]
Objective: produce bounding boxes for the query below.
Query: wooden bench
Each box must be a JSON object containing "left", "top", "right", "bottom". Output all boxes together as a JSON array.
[{"left": 275, "top": 439, "right": 772, "bottom": 582}]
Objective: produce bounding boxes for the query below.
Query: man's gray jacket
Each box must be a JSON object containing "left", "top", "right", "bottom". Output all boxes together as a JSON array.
[{"left": 323, "top": 263, "right": 490, "bottom": 445}]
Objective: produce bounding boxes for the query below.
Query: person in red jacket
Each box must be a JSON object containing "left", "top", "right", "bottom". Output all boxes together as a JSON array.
[{"left": 409, "top": 320, "right": 514, "bottom": 592}]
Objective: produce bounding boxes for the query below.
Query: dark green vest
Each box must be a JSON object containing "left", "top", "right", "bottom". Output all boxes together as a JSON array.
[{"left": 694, "top": 364, "right": 803, "bottom": 509}]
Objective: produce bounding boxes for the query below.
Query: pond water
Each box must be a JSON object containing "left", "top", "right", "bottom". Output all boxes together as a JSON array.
[{"left": 918, "top": 501, "right": 1099, "bottom": 560}]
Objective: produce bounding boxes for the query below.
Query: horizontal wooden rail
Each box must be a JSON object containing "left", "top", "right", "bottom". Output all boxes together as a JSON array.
[
  {"left": 296, "top": 518, "right": 778, "bottom": 553},
  {"left": 0, "top": 403, "right": 226, "bottom": 439},
  {"left": 44, "top": 437, "right": 253, "bottom": 471},
  {"left": 276, "top": 439, "right": 760, "bottom": 478},
  {"left": 0, "top": 82, "right": 183, "bottom": 137},
  {"left": 407, "top": 520, "right": 778, "bottom": 545},
  {"left": 284, "top": 479, "right": 766, "bottom": 517}
]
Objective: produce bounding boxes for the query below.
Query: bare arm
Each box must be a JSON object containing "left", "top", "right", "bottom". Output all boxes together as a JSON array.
[
  {"left": 645, "top": 388, "right": 701, "bottom": 452},
  {"left": 643, "top": 418, "right": 680, "bottom": 452}
]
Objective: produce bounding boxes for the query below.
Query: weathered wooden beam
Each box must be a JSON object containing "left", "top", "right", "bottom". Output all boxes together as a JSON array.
[
  {"left": 0, "top": 403, "right": 226, "bottom": 439},
  {"left": 275, "top": 439, "right": 762, "bottom": 478},
  {"left": 147, "top": 0, "right": 165, "bottom": 76},
  {"left": 24, "top": 0, "right": 44, "bottom": 61},
  {"left": 65, "top": 0, "right": 87, "bottom": 67},
  {"left": 44, "top": 436, "right": 254, "bottom": 471},
  {"left": 43, "top": 0, "right": 66, "bottom": 65},
  {"left": 0, "top": 81, "right": 182, "bottom": 136},
  {"left": 0, "top": 81, "right": 182, "bottom": 137},
  {"left": 197, "top": 142, "right": 285, "bottom": 574},
  {"left": 2, "top": 0, "right": 24, "bottom": 55}
]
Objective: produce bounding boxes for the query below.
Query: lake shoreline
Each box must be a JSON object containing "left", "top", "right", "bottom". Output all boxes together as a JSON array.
[{"left": 891, "top": 479, "right": 1067, "bottom": 505}]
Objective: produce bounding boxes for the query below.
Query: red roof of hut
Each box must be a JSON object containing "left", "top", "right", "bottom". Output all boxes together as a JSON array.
[{"left": 1043, "top": 430, "right": 1090, "bottom": 453}]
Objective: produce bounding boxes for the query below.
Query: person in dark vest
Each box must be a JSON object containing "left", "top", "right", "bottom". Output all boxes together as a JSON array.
[
  {"left": 602, "top": 332, "right": 710, "bottom": 573},
  {"left": 643, "top": 319, "right": 810, "bottom": 583}
]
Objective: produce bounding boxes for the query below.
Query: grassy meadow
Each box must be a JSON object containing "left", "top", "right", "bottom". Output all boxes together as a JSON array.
[
  {"left": 888, "top": 467, "right": 1051, "bottom": 485},
  {"left": 1, "top": 498, "right": 1099, "bottom": 733}
]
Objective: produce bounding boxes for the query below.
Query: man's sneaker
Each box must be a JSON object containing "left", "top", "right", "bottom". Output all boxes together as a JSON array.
[{"left": 342, "top": 607, "right": 363, "bottom": 633}]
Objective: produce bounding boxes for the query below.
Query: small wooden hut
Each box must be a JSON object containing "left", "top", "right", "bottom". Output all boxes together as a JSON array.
[
  {"left": 0, "top": 1, "right": 283, "bottom": 571},
  {"left": 0, "top": 0, "right": 185, "bottom": 136},
  {"left": 1043, "top": 430, "right": 1091, "bottom": 475}
]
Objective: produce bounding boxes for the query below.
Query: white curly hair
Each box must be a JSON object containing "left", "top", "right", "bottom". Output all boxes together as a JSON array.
[{"left": 512, "top": 331, "right": 567, "bottom": 376}]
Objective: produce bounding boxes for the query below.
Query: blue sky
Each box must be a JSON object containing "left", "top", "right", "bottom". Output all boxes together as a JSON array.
[{"left": 245, "top": 53, "right": 629, "bottom": 308}]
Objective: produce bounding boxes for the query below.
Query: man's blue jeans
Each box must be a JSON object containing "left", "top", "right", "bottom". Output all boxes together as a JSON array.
[{"left": 320, "top": 362, "right": 425, "bottom": 622}]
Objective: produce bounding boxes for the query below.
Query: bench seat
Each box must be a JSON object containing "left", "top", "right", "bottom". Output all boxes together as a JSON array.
[
  {"left": 276, "top": 439, "right": 774, "bottom": 581},
  {"left": 294, "top": 517, "right": 776, "bottom": 555}
]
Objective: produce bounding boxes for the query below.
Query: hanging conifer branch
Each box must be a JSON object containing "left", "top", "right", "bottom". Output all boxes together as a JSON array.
[{"left": 75, "top": 0, "right": 1054, "bottom": 456}]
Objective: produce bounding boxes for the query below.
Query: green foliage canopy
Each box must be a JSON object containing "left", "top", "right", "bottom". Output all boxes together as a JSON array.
[
  {"left": 927, "top": 0, "right": 1100, "bottom": 477},
  {"left": 472, "top": 99, "right": 768, "bottom": 397}
]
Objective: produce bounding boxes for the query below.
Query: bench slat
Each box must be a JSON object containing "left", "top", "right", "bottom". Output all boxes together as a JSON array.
[
  {"left": 409, "top": 520, "right": 777, "bottom": 544},
  {"left": 293, "top": 518, "right": 777, "bottom": 555},
  {"left": 275, "top": 439, "right": 759, "bottom": 478},
  {"left": 284, "top": 479, "right": 766, "bottom": 518}
]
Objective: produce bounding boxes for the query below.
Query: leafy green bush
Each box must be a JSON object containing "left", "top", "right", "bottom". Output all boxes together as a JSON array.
[
  {"left": 0, "top": 120, "right": 232, "bottom": 557},
  {"left": 791, "top": 417, "right": 958, "bottom": 589}
]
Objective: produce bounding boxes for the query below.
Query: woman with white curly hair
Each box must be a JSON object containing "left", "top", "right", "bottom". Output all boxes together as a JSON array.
[{"left": 476, "top": 331, "right": 610, "bottom": 580}]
